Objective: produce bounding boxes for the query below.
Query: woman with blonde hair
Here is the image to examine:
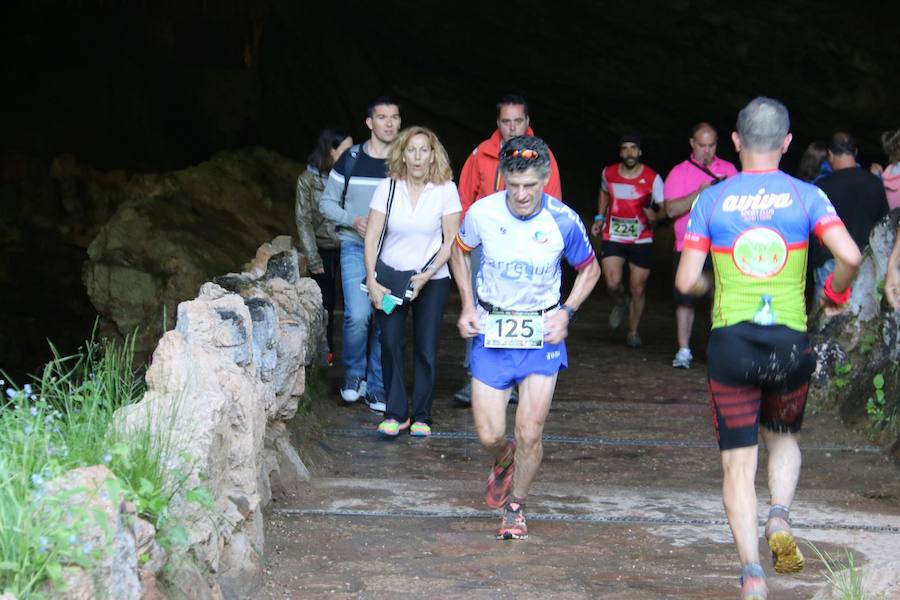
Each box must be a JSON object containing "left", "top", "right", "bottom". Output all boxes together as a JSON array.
[{"left": 364, "top": 126, "right": 461, "bottom": 437}]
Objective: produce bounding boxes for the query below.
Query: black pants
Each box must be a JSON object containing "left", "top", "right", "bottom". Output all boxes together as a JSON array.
[
  {"left": 375, "top": 277, "right": 450, "bottom": 425},
  {"left": 311, "top": 247, "right": 340, "bottom": 352}
]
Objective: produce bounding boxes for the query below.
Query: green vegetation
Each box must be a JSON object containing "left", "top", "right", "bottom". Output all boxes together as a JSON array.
[
  {"left": 833, "top": 362, "right": 853, "bottom": 391},
  {"left": 0, "top": 331, "right": 207, "bottom": 597},
  {"left": 807, "top": 542, "right": 865, "bottom": 600}
]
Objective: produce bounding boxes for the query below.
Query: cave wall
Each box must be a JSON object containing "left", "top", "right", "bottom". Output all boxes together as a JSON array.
[{"left": 2, "top": 0, "right": 898, "bottom": 377}]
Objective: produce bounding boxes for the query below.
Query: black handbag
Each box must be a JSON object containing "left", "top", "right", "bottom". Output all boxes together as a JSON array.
[{"left": 360, "top": 180, "right": 439, "bottom": 304}]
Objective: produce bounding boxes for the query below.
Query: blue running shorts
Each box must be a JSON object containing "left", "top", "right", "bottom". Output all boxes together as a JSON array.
[{"left": 470, "top": 335, "right": 568, "bottom": 390}]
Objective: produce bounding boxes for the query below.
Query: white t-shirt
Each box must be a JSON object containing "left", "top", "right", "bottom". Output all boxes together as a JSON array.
[{"left": 369, "top": 178, "right": 462, "bottom": 279}]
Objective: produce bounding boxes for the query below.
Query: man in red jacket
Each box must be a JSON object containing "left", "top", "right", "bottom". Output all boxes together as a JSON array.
[{"left": 453, "top": 94, "right": 563, "bottom": 404}]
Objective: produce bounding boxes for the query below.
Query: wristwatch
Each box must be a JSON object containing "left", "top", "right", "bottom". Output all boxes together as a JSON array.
[{"left": 560, "top": 304, "right": 577, "bottom": 323}]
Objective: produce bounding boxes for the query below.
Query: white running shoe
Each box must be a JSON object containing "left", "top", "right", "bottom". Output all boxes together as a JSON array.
[{"left": 672, "top": 348, "right": 692, "bottom": 369}]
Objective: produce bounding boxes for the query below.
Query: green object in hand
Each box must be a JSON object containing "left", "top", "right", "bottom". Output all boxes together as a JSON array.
[{"left": 382, "top": 294, "right": 398, "bottom": 314}]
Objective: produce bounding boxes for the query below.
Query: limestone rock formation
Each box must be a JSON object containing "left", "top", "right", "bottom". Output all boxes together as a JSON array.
[
  {"left": 113, "top": 239, "right": 322, "bottom": 598},
  {"left": 36, "top": 465, "right": 143, "bottom": 600},
  {"left": 83, "top": 147, "right": 301, "bottom": 357},
  {"left": 808, "top": 210, "right": 900, "bottom": 455}
]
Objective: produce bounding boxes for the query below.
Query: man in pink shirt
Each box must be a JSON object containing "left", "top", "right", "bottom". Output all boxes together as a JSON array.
[{"left": 664, "top": 123, "right": 738, "bottom": 369}]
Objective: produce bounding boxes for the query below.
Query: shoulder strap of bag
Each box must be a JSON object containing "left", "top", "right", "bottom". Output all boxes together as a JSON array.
[
  {"left": 374, "top": 179, "right": 396, "bottom": 258},
  {"left": 687, "top": 157, "right": 718, "bottom": 180},
  {"left": 339, "top": 144, "right": 362, "bottom": 210}
]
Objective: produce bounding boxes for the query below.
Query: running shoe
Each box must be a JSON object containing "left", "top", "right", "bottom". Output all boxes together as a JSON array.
[
  {"left": 340, "top": 376, "right": 366, "bottom": 403},
  {"left": 625, "top": 332, "right": 642, "bottom": 348},
  {"left": 409, "top": 422, "right": 431, "bottom": 437},
  {"left": 377, "top": 418, "right": 409, "bottom": 437},
  {"left": 366, "top": 389, "right": 386, "bottom": 413},
  {"left": 485, "top": 443, "right": 516, "bottom": 508},
  {"left": 496, "top": 501, "right": 528, "bottom": 540},
  {"left": 739, "top": 563, "right": 768, "bottom": 600},
  {"left": 672, "top": 347, "right": 692, "bottom": 369},
  {"left": 608, "top": 297, "right": 627, "bottom": 330},
  {"left": 766, "top": 517, "right": 804, "bottom": 574}
]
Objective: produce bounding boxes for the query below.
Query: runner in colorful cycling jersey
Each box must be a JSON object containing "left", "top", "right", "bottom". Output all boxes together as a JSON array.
[
  {"left": 450, "top": 135, "right": 601, "bottom": 541},
  {"left": 676, "top": 97, "right": 861, "bottom": 600},
  {"left": 590, "top": 133, "right": 665, "bottom": 347}
]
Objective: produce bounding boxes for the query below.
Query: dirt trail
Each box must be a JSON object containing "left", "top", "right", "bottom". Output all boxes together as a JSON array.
[{"left": 262, "top": 293, "right": 900, "bottom": 599}]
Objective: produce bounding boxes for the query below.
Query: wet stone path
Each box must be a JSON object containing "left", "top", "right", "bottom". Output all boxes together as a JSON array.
[{"left": 262, "top": 292, "right": 900, "bottom": 599}]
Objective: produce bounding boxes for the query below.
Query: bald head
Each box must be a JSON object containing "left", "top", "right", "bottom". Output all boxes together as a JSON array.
[{"left": 690, "top": 122, "right": 718, "bottom": 166}]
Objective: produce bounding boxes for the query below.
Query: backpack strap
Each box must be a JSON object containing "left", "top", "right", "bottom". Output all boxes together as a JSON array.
[{"left": 339, "top": 143, "right": 362, "bottom": 210}]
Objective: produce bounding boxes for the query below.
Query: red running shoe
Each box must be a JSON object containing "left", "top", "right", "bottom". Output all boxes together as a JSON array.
[
  {"left": 485, "top": 443, "right": 516, "bottom": 509},
  {"left": 496, "top": 501, "right": 528, "bottom": 540}
]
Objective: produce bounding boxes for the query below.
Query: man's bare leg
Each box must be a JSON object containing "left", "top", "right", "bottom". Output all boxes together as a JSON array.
[
  {"left": 471, "top": 377, "right": 513, "bottom": 460},
  {"left": 676, "top": 304, "right": 695, "bottom": 349},
  {"left": 627, "top": 264, "right": 651, "bottom": 336},
  {"left": 721, "top": 445, "right": 761, "bottom": 566},
  {"left": 510, "top": 372, "right": 557, "bottom": 500},
  {"left": 760, "top": 427, "right": 805, "bottom": 573}
]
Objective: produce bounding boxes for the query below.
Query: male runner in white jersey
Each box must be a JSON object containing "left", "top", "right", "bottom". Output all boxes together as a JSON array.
[{"left": 450, "top": 135, "right": 601, "bottom": 540}]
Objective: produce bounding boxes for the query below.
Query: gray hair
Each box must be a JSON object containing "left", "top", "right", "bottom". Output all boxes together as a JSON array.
[
  {"left": 499, "top": 135, "right": 551, "bottom": 180},
  {"left": 736, "top": 97, "right": 790, "bottom": 152}
]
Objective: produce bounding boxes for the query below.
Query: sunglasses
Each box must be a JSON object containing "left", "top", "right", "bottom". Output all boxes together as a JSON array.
[{"left": 504, "top": 148, "right": 540, "bottom": 160}]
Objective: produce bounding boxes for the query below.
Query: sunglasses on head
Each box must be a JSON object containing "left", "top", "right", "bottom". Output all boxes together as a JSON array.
[{"left": 504, "top": 148, "right": 540, "bottom": 160}]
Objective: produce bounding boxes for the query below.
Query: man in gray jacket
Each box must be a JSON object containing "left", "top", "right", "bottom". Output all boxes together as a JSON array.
[{"left": 319, "top": 97, "right": 401, "bottom": 412}]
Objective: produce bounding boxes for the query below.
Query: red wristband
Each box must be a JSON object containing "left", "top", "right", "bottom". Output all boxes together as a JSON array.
[{"left": 823, "top": 273, "right": 851, "bottom": 305}]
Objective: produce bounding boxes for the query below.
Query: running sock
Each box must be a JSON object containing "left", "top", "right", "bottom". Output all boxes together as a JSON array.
[
  {"left": 741, "top": 563, "right": 765, "bottom": 580},
  {"left": 768, "top": 504, "right": 791, "bottom": 523}
]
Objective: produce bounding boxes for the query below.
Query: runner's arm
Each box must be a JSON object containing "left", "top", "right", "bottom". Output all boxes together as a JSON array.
[
  {"left": 820, "top": 224, "right": 862, "bottom": 303},
  {"left": 450, "top": 241, "right": 479, "bottom": 337},
  {"left": 674, "top": 248, "right": 710, "bottom": 297},
  {"left": 561, "top": 257, "right": 601, "bottom": 314},
  {"left": 591, "top": 188, "right": 610, "bottom": 236}
]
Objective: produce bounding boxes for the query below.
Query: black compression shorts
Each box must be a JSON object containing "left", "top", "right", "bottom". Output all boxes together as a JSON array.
[
  {"left": 707, "top": 322, "right": 815, "bottom": 451},
  {"left": 601, "top": 240, "right": 654, "bottom": 270}
]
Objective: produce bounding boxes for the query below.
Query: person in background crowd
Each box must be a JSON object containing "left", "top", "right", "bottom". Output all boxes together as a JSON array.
[
  {"left": 590, "top": 133, "right": 665, "bottom": 348},
  {"left": 364, "top": 126, "right": 461, "bottom": 437},
  {"left": 880, "top": 129, "right": 900, "bottom": 210},
  {"left": 296, "top": 128, "right": 352, "bottom": 366},
  {"left": 795, "top": 141, "right": 828, "bottom": 183},
  {"left": 886, "top": 225, "right": 900, "bottom": 310},
  {"left": 452, "top": 94, "right": 562, "bottom": 406},
  {"left": 810, "top": 132, "right": 889, "bottom": 301},
  {"left": 320, "top": 97, "right": 401, "bottom": 412},
  {"left": 664, "top": 123, "right": 738, "bottom": 369}
]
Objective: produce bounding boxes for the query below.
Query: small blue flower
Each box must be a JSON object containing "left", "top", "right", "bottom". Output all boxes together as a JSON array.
[
  {"left": 31, "top": 473, "right": 44, "bottom": 486},
  {"left": 0, "top": 378, "right": 4, "bottom": 385},
  {"left": 44, "top": 415, "right": 53, "bottom": 424},
  {"left": 102, "top": 453, "right": 112, "bottom": 464},
  {"left": 82, "top": 542, "right": 94, "bottom": 555},
  {"left": 24, "top": 425, "right": 34, "bottom": 435},
  {"left": 68, "top": 534, "right": 77, "bottom": 545},
  {"left": 5, "top": 388, "right": 15, "bottom": 398},
  {"left": 29, "top": 394, "right": 37, "bottom": 400},
  {"left": 88, "top": 372, "right": 95, "bottom": 380},
  {"left": 23, "top": 384, "right": 32, "bottom": 395},
  {"left": 38, "top": 537, "right": 50, "bottom": 553},
  {"left": 31, "top": 407, "right": 39, "bottom": 417}
]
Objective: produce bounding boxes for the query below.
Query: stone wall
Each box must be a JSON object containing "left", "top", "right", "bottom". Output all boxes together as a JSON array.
[
  {"left": 808, "top": 210, "right": 900, "bottom": 456},
  {"left": 106, "top": 237, "right": 323, "bottom": 599}
]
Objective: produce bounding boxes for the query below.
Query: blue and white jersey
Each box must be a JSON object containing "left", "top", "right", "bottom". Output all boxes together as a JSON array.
[{"left": 456, "top": 192, "right": 595, "bottom": 328}]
